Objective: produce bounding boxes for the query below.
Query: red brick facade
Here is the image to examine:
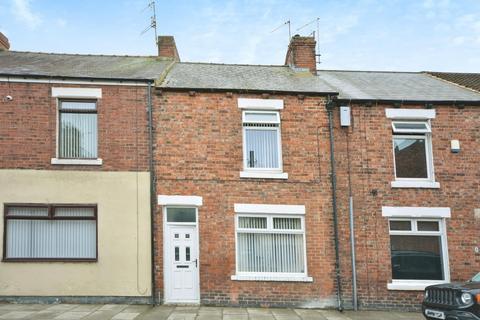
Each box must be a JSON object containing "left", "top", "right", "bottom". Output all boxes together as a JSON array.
[
  {"left": 1, "top": 74, "right": 478, "bottom": 311},
  {"left": 152, "top": 91, "right": 340, "bottom": 307},
  {"left": 151, "top": 89, "right": 480, "bottom": 309},
  {"left": 332, "top": 103, "right": 480, "bottom": 310},
  {"left": 0, "top": 82, "right": 149, "bottom": 171}
]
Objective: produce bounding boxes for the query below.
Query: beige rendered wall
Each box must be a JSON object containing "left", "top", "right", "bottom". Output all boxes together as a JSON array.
[{"left": 0, "top": 169, "right": 151, "bottom": 297}]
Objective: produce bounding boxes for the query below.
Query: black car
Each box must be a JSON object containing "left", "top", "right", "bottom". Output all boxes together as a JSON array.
[{"left": 422, "top": 272, "right": 480, "bottom": 320}]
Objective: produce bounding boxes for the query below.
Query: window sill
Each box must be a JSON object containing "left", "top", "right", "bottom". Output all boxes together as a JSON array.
[
  {"left": 391, "top": 180, "right": 440, "bottom": 189},
  {"left": 239, "top": 171, "right": 288, "bottom": 179},
  {"left": 51, "top": 158, "right": 103, "bottom": 166},
  {"left": 387, "top": 280, "right": 447, "bottom": 291},
  {"left": 231, "top": 274, "right": 313, "bottom": 282}
]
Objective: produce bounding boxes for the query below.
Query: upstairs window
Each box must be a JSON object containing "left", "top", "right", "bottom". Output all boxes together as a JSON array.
[
  {"left": 59, "top": 100, "right": 98, "bottom": 159},
  {"left": 242, "top": 111, "right": 282, "bottom": 171},
  {"left": 392, "top": 120, "right": 434, "bottom": 180}
]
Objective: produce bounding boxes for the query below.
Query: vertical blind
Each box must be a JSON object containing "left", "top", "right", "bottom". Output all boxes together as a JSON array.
[
  {"left": 244, "top": 127, "right": 279, "bottom": 169},
  {"left": 60, "top": 101, "right": 97, "bottom": 159},
  {"left": 237, "top": 216, "right": 305, "bottom": 274},
  {"left": 5, "top": 206, "right": 96, "bottom": 259}
]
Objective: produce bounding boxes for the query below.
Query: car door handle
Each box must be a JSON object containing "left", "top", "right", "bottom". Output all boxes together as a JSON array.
[{"left": 194, "top": 259, "right": 198, "bottom": 268}]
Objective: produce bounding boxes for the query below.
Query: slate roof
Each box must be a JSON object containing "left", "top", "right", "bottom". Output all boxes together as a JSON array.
[
  {"left": 1, "top": 50, "right": 480, "bottom": 102},
  {"left": 0, "top": 51, "right": 172, "bottom": 80},
  {"left": 158, "top": 62, "right": 336, "bottom": 94},
  {"left": 316, "top": 70, "right": 480, "bottom": 102},
  {"left": 427, "top": 72, "right": 480, "bottom": 93}
]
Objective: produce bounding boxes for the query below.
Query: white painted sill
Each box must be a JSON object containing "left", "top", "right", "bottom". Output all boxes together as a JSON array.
[
  {"left": 231, "top": 274, "right": 313, "bottom": 282},
  {"left": 388, "top": 280, "right": 447, "bottom": 291},
  {"left": 391, "top": 180, "right": 440, "bottom": 189},
  {"left": 51, "top": 158, "right": 103, "bottom": 166},
  {"left": 239, "top": 171, "right": 288, "bottom": 179}
]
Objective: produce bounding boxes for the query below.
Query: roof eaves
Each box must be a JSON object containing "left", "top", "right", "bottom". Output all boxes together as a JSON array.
[
  {"left": 156, "top": 86, "right": 339, "bottom": 96},
  {"left": 335, "top": 97, "right": 480, "bottom": 106},
  {"left": 0, "top": 73, "right": 155, "bottom": 83}
]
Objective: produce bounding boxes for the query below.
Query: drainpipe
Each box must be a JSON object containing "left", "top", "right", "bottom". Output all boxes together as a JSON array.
[
  {"left": 147, "top": 82, "right": 157, "bottom": 305},
  {"left": 349, "top": 196, "right": 358, "bottom": 310},
  {"left": 345, "top": 120, "right": 358, "bottom": 311},
  {"left": 326, "top": 97, "right": 344, "bottom": 311}
]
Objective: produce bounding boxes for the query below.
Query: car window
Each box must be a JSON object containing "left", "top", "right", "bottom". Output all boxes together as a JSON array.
[{"left": 471, "top": 272, "right": 480, "bottom": 282}]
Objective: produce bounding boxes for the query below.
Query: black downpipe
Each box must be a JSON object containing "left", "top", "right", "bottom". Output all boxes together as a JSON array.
[
  {"left": 147, "top": 83, "right": 157, "bottom": 305},
  {"left": 326, "top": 98, "right": 344, "bottom": 311}
]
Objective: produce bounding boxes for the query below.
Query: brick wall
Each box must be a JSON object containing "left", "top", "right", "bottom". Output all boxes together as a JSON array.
[
  {"left": 0, "top": 82, "right": 149, "bottom": 171},
  {"left": 152, "top": 92, "right": 479, "bottom": 309},
  {"left": 152, "top": 91, "right": 340, "bottom": 307},
  {"left": 332, "top": 103, "right": 480, "bottom": 310}
]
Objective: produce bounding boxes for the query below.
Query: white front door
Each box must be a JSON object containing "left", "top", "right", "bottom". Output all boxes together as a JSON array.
[{"left": 164, "top": 223, "right": 199, "bottom": 303}]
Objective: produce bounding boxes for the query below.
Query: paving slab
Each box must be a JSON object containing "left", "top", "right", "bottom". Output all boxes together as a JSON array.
[
  {"left": 223, "top": 307, "right": 248, "bottom": 315},
  {"left": 29, "top": 310, "right": 65, "bottom": 320},
  {"left": 112, "top": 312, "right": 140, "bottom": 320},
  {"left": 71, "top": 304, "right": 103, "bottom": 312},
  {"left": 0, "top": 311, "right": 37, "bottom": 319},
  {"left": 54, "top": 311, "right": 92, "bottom": 319},
  {"left": 0, "top": 303, "right": 428, "bottom": 320},
  {"left": 166, "top": 313, "right": 196, "bottom": 320},
  {"left": 317, "top": 310, "right": 349, "bottom": 320},
  {"left": 223, "top": 315, "right": 249, "bottom": 320},
  {"left": 82, "top": 310, "right": 124, "bottom": 320}
]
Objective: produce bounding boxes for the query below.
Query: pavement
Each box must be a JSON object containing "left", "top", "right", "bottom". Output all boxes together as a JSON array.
[{"left": 0, "top": 304, "right": 426, "bottom": 320}]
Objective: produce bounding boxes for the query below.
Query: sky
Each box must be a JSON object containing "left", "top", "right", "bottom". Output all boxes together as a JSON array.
[{"left": 0, "top": 0, "right": 479, "bottom": 72}]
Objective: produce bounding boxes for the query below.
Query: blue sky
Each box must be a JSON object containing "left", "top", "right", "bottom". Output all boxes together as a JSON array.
[{"left": 1, "top": 0, "right": 479, "bottom": 72}]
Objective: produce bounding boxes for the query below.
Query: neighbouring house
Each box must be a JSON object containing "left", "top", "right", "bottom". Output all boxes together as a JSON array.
[
  {"left": 0, "top": 32, "right": 479, "bottom": 310},
  {"left": 0, "top": 35, "right": 179, "bottom": 303},
  {"left": 427, "top": 71, "right": 480, "bottom": 93}
]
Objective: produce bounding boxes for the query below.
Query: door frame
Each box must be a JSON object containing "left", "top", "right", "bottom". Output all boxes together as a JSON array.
[{"left": 162, "top": 206, "right": 200, "bottom": 304}]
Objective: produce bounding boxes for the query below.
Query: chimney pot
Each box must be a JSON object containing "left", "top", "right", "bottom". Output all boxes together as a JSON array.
[
  {"left": 0, "top": 32, "right": 10, "bottom": 51},
  {"left": 157, "top": 36, "right": 180, "bottom": 61},
  {"left": 284, "top": 35, "right": 316, "bottom": 74}
]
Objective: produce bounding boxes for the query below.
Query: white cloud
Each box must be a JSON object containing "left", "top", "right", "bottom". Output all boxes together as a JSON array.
[
  {"left": 56, "top": 18, "right": 66, "bottom": 28},
  {"left": 11, "top": 0, "right": 42, "bottom": 29}
]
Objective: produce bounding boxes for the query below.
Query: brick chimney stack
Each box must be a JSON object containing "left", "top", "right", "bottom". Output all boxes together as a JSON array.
[
  {"left": 0, "top": 32, "right": 10, "bottom": 51},
  {"left": 285, "top": 35, "right": 316, "bottom": 74},
  {"left": 157, "top": 36, "right": 180, "bottom": 61}
]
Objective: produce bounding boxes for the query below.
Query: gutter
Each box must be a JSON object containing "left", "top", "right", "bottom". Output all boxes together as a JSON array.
[
  {"left": 335, "top": 98, "right": 480, "bottom": 106},
  {"left": 147, "top": 82, "right": 157, "bottom": 305},
  {"left": 0, "top": 73, "right": 154, "bottom": 84},
  {"left": 326, "top": 97, "right": 344, "bottom": 311},
  {"left": 155, "top": 86, "right": 338, "bottom": 97}
]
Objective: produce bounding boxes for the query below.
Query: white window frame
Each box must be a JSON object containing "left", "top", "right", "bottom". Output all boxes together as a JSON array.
[
  {"left": 237, "top": 98, "right": 288, "bottom": 179},
  {"left": 51, "top": 88, "right": 103, "bottom": 166},
  {"left": 240, "top": 110, "right": 287, "bottom": 179},
  {"left": 232, "top": 204, "right": 311, "bottom": 282},
  {"left": 391, "top": 121, "right": 431, "bottom": 134},
  {"left": 382, "top": 206, "right": 450, "bottom": 291},
  {"left": 390, "top": 120, "right": 439, "bottom": 189}
]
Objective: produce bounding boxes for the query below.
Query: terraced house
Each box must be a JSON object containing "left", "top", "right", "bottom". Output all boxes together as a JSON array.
[{"left": 0, "top": 32, "right": 479, "bottom": 311}]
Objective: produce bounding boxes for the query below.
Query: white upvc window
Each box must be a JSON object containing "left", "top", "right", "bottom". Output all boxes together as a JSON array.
[
  {"left": 386, "top": 108, "right": 439, "bottom": 188},
  {"left": 238, "top": 98, "right": 287, "bottom": 179},
  {"left": 382, "top": 206, "right": 450, "bottom": 291},
  {"left": 391, "top": 120, "right": 438, "bottom": 188},
  {"left": 242, "top": 110, "right": 283, "bottom": 173},
  {"left": 232, "top": 204, "right": 311, "bottom": 282}
]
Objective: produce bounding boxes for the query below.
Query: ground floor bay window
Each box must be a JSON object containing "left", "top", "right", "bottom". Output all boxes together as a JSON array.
[
  {"left": 382, "top": 206, "right": 450, "bottom": 290},
  {"left": 232, "top": 204, "right": 312, "bottom": 282}
]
